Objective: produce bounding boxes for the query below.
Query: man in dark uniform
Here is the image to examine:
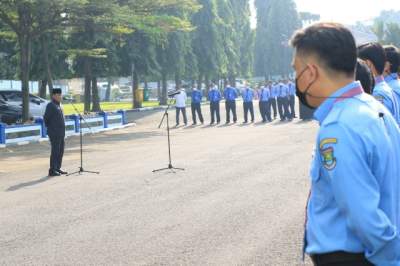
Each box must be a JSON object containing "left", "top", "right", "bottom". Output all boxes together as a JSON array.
[{"left": 44, "top": 88, "right": 67, "bottom": 177}]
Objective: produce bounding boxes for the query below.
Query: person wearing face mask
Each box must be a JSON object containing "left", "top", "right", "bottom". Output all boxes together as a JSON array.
[
  {"left": 383, "top": 45, "right": 400, "bottom": 125},
  {"left": 292, "top": 23, "right": 400, "bottom": 266},
  {"left": 358, "top": 42, "right": 400, "bottom": 124}
]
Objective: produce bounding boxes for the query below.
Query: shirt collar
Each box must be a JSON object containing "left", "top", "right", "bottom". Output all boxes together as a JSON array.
[
  {"left": 375, "top": 75, "right": 385, "bottom": 84},
  {"left": 385, "top": 73, "right": 399, "bottom": 83},
  {"left": 314, "top": 81, "right": 363, "bottom": 124}
]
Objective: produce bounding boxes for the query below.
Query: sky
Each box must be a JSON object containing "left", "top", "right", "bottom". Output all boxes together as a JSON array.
[{"left": 250, "top": 0, "right": 400, "bottom": 27}]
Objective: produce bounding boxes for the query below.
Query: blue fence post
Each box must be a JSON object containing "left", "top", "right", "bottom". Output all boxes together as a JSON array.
[
  {"left": 0, "top": 123, "right": 5, "bottom": 144},
  {"left": 35, "top": 118, "right": 47, "bottom": 138},
  {"left": 117, "top": 110, "right": 127, "bottom": 125},
  {"left": 99, "top": 111, "right": 108, "bottom": 128},
  {"left": 68, "top": 114, "right": 79, "bottom": 133}
]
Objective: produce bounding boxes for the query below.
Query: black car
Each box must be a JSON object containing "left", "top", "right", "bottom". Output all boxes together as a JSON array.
[{"left": 0, "top": 99, "right": 23, "bottom": 125}]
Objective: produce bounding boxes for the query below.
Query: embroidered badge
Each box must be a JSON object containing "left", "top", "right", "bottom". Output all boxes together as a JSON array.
[
  {"left": 319, "top": 138, "right": 337, "bottom": 170},
  {"left": 374, "top": 95, "right": 384, "bottom": 103}
]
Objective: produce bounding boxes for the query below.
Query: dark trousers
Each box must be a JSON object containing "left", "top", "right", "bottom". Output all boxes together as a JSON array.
[
  {"left": 259, "top": 101, "right": 271, "bottom": 122},
  {"left": 225, "top": 100, "right": 237, "bottom": 123},
  {"left": 210, "top": 102, "right": 220, "bottom": 124},
  {"left": 270, "top": 98, "right": 277, "bottom": 118},
  {"left": 49, "top": 134, "right": 65, "bottom": 172},
  {"left": 176, "top": 107, "right": 187, "bottom": 125},
  {"left": 278, "top": 97, "right": 290, "bottom": 120},
  {"left": 289, "top": 95, "right": 296, "bottom": 118},
  {"left": 311, "top": 252, "right": 374, "bottom": 266},
  {"left": 243, "top": 101, "right": 254, "bottom": 122},
  {"left": 191, "top": 102, "right": 204, "bottom": 124}
]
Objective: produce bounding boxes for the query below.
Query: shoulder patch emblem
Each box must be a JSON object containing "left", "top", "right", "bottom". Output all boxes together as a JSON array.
[
  {"left": 319, "top": 138, "right": 337, "bottom": 170},
  {"left": 374, "top": 95, "right": 384, "bottom": 103}
]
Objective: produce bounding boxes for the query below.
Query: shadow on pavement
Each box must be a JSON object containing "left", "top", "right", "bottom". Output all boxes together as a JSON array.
[{"left": 6, "top": 176, "right": 55, "bottom": 192}]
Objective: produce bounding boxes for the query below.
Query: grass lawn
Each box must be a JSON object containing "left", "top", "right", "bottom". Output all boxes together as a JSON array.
[{"left": 62, "top": 101, "right": 160, "bottom": 115}]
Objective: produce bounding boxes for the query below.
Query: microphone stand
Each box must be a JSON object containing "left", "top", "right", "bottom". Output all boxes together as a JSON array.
[
  {"left": 152, "top": 96, "right": 184, "bottom": 173},
  {"left": 67, "top": 101, "right": 100, "bottom": 176}
]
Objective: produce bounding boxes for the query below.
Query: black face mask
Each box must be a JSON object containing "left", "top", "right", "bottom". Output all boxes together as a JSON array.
[{"left": 295, "top": 67, "right": 317, "bottom": 110}]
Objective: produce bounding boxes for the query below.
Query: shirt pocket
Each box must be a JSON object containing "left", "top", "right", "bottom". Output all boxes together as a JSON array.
[{"left": 310, "top": 155, "right": 328, "bottom": 208}]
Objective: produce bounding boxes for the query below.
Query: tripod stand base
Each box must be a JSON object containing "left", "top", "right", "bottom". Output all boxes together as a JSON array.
[
  {"left": 67, "top": 167, "right": 100, "bottom": 176},
  {"left": 152, "top": 164, "right": 185, "bottom": 173}
]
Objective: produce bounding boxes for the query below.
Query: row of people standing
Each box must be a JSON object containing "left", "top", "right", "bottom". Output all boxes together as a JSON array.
[{"left": 175, "top": 81, "right": 297, "bottom": 126}]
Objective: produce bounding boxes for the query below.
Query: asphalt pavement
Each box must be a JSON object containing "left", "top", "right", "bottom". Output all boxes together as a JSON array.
[{"left": 0, "top": 102, "right": 317, "bottom": 265}]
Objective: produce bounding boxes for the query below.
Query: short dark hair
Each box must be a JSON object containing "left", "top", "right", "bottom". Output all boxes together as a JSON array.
[
  {"left": 356, "top": 59, "right": 374, "bottom": 95},
  {"left": 291, "top": 23, "right": 357, "bottom": 77},
  {"left": 358, "top": 42, "right": 387, "bottom": 75},
  {"left": 384, "top": 45, "right": 400, "bottom": 74}
]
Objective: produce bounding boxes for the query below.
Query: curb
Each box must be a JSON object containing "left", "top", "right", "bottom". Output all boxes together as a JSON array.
[{"left": 0, "top": 123, "right": 136, "bottom": 148}]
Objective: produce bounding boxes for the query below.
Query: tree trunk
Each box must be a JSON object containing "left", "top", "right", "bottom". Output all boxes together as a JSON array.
[
  {"left": 174, "top": 73, "right": 181, "bottom": 90},
  {"left": 160, "top": 72, "right": 168, "bottom": 105},
  {"left": 19, "top": 34, "right": 31, "bottom": 122},
  {"left": 41, "top": 34, "right": 54, "bottom": 93},
  {"left": 197, "top": 74, "right": 203, "bottom": 90},
  {"left": 157, "top": 80, "right": 161, "bottom": 102},
  {"left": 91, "top": 76, "right": 101, "bottom": 112},
  {"left": 39, "top": 79, "right": 47, "bottom": 99},
  {"left": 105, "top": 77, "right": 112, "bottom": 102},
  {"left": 132, "top": 69, "right": 141, "bottom": 109},
  {"left": 205, "top": 74, "right": 210, "bottom": 95},
  {"left": 84, "top": 58, "right": 92, "bottom": 113}
]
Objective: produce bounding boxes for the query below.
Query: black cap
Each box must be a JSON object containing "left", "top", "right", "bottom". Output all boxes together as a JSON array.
[{"left": 52, "top": 88, "right": 62, "bottom": 95}]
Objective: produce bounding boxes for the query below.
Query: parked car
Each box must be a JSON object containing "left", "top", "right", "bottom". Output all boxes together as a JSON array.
[
  {"left": 0, "top": 99, "right": 23, "bottom": 125},
  {"left": 0, "top": 90, "right": 48, "bottom": 118}
]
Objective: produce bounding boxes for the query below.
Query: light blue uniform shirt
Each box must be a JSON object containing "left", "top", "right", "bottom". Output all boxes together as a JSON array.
[
  {"left": 271, "top": 85, "right": 279, "bottom": 98},
  {"left": 306, "top": 81, "right": 400, "bottom": 266},
  {"left": 373, "top": 76, "right": 400, "bottom": 123},
  {"left": 259, "top": 87, "right": 270, "bottom": 102},
  {"left": 385, "top": 73, "right": 400, "bottom": 125},
  {"left": 208, "top": 89, "right": 221, "bottom": 102},
  {"left": 224, "top": 87, "right": 237, "bottom": 101},
  {"left": 288, "top": 82, "right": 296, "bottom": 96},
  {"left": 191, "top": 90, "right": 202, "bottom": 104},
  {"left": 278, "top": 83, "right": 289, "bottom": 98},
  {"left": 242, "top": 88, "right": 254, "bottom": 103}
]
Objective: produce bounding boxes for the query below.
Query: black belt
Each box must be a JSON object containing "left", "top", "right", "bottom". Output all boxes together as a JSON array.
[{"left": 311, "top": 251, "right": 374, "bottom": 265}]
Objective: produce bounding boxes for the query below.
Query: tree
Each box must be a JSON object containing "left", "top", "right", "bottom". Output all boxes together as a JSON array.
[
  {"left": 254, "top": 0, "right": 301, "bottom": 79},
  {"left": 0, "top": 0, "right": 78, "bottom": 121},
  {"left": 192, "top": 0, "right": 221, "bottom": 89}
]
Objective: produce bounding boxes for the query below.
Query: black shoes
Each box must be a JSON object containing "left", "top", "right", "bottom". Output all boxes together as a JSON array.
[
  {"left": 48, "top": 170, "right": 61, "bottom": 177},
  {"left": 57, "top": 169, "right": 68, "bottom": 175},
  {"left": 48, "top": 169, "right": 68, "bottom": 177}
]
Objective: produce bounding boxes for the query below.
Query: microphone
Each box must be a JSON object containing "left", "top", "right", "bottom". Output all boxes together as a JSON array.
[{"left": 168, "top": 90, "right": 182, "bottom": 97}]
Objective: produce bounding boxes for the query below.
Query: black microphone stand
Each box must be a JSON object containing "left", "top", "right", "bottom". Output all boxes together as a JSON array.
[
  {"left": 67, "top": 101, "right": 100, "bottom": 176},
  {"left": 153, "top": 96, "right": 184, "bottom": 173}
]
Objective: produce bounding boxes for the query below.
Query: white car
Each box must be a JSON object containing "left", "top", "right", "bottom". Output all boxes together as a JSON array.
[{"left": 0, "top": 90, "right": 49, "bottom": 118}]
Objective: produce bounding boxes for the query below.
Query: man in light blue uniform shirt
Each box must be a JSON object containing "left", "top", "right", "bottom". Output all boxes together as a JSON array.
[
  {"left": 292, "top": 23, "right": 400, "bottom": 266},
  {"left": 208, "top": 84, "right": 221, "bottom": 125},
  {"left": 277, "top": 81, "right": 290, "bottom": 121},
  {"left": 191, "top": 86, "right": 204, "bottom": 125},
  {"left": 224, "top": 84, "right": 238, "bottom": 124},
  {"left": 242, "top": 84, "right": 255, "bottom": 123},
  {"left": 270, "top": 82, "right": 279, "bottom": 119},
  {"left": 384, "top": 45, "right": 400, "bottom": 125},
  {"left": 258, "top": 83, "right": 271, "bottom": 122},
  {"left": 358, "top": 42, "right": 400, "bottom": 124}
]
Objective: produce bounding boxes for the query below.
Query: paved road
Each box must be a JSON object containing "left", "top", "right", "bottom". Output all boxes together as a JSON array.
[{"left": 0, "top": 103, "right": 317, "bottom": 265}]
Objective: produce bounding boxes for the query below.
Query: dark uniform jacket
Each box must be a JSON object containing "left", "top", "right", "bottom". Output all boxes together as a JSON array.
[{"left": 44, "top": 100, "right": 65, "bottom": 137}]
